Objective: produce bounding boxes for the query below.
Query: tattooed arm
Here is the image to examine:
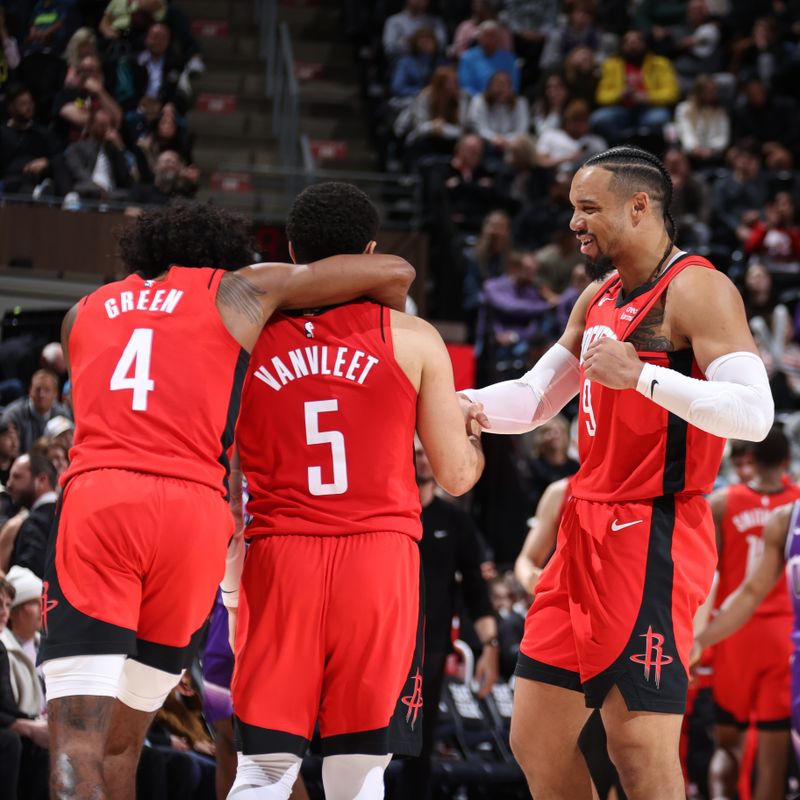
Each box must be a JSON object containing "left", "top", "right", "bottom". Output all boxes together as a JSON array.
[{"left": 216, "top": 254, "right": 415, "bottom": 351}]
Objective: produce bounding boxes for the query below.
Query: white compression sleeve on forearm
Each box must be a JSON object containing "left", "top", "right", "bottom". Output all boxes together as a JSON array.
[
  {"left": 636, "top": 351, "right": 774, "bottom": 442},
  {"left": 462, "top": 343, "right": 580, "bottom": 434},
  {"left": 220, "top": 533, "right": 245, "bottom": 609}
]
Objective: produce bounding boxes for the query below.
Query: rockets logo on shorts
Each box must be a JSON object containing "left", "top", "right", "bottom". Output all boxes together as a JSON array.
[
  {"left": 629, "top": 625, "right": 673, "bottom": 689},
  {"left": 401, "top": 668, "right": 423, "bottom": 729}
]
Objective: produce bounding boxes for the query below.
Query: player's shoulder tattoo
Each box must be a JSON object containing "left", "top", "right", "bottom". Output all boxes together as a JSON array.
[
  {"left": 628, "top": 305, "right": 675, "bottom": 352},
  {"left": 217, "top": 271, "right": 266, "bottom": 326}
]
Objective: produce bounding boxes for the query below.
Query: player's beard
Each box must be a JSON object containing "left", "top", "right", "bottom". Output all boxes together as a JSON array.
[{"left": 586, "top": 253, "right": 614, "bottom": 281}]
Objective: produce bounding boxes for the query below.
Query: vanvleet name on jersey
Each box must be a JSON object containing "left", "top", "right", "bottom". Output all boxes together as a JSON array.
[{"left": 253, "top": 345, "right": 380, "bottom": 392}]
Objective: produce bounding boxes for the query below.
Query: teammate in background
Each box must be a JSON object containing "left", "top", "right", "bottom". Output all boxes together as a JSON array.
[
  {"left": 226, "top": 183, "right": 484, "bottom": 800},
  {"left": 514, "top": 476, "right": 571, "bottom": 595},
  {"left": 461, "top": 146, "right": 773, "bottom": 800},
  {"left": 692, "top": 500, "right": 800, "bottom": 775},
  {"left": 38, "top": 202, "right": 416, "bottom": 800},
  {"left": 701, "top": 426, "right": 800, "bottom": 800}
]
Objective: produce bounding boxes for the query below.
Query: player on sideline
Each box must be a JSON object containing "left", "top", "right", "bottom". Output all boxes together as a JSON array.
[
  {"left": 38, "top": 202, "right": 416, "bottom": 800},
  {"left": 700, "top": 426, "right": 799, "bottom": 800},
  {"left": 692, "top": 498, "right": 800, "bottom": 777},
  {"left": 223, "top": 182, "right": 485, "bottom": 800},
  {"left": 461, "top": 146, "right": 773, "bottom": 800}
]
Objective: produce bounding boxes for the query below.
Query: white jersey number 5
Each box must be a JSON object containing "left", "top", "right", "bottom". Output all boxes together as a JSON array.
[
  {"left": 304, "top": 399, "right": 348, "bottom": 496},
  {"left": 110, "top": 328, "right": 155, "bottom": 411}
]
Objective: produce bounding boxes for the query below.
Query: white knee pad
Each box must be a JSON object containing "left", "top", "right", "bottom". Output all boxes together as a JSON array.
[
  {"left": 42, "top": 654, "right": 126, "bottom": 700},
  {"left": 322, "top": 754, "right": 392, "bottom": 800},
  {"left": 227, "top": 752, "right": 302, "bottom": 799},
  {"left": 116, "top": 659, "right": 182, "bottom": 713}
]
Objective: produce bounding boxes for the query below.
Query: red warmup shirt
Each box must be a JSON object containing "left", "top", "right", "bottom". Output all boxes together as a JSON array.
[
  {"left": 572, "top": 253, "right": 726, "bottom": 502},
  {"left": 717, "top": 480, "right": 800, "bottom": 617},
  {"left": 237, "top": 301, "right": 422, "bottom": 539},
  {"left": 64, "top": 266, "right": 248, "bottom": 497}
]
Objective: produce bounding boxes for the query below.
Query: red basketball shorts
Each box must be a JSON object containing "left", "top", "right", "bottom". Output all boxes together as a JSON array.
[
  {"left": 712, "top": 613, "right": 792, "bottom": 729},
  {"left": 516, "top": 494, "right": 716, "bottom": 713},
  {"left": 39, "top": 468, "right": 233, "bottom": 673},
  {"left": 231, "top": 531, "right": 424, "bottom": 757}
]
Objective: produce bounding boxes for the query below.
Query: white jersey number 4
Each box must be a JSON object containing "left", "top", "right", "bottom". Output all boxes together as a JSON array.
[
  {"left": 305, "top": 399, "right": 348, "bottom": 496},
  {"left": 110, "top": 328, "right": 155, "bottom": 411}
]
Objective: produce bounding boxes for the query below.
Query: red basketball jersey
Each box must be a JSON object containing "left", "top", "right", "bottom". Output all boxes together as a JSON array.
[
  {"left": 572, "top": 253, "right": 726, "bottom": 502},
  {"left": 237, "top": 301, "right": 422, "bottom": 539},
  {"left": 717, "top": 480, "right": 800, "bottom": 617},
  {"left": 64, "top": 267, "right": 248, "bottom": 497}
]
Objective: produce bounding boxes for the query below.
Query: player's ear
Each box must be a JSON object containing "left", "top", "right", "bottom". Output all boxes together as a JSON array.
[
  {"left": 288, "top": 241, "right": 298, "bottom": 264},
  {"left": 364, "top": 240, "right": 377, "bottom": 254}
]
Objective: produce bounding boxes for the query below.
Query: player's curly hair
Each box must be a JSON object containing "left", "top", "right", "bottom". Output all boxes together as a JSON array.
[
  {"left": 117, "top": 202, "right": 256, "bottom": 279},
  {"left": 286, "top": 182, "right": 380, "bottom": 264},
  {"left": 583, "top": 146, "right": 676, "bottom": 240}
]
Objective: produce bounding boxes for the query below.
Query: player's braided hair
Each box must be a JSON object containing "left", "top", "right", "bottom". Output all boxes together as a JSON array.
[
  {"left": 117, "top": 201, "right": 256, "bottom": 279},
  {"left": 582, "top": 146, "right": 676, "bottom": 240}
]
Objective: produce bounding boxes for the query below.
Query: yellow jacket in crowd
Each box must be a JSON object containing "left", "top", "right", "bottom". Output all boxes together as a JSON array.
[{"left": 595, "top": 54, "right": 681, "bottom": 107}]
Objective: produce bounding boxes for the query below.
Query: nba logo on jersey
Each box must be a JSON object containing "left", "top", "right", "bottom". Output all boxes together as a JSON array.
[{"left": 304, "top": 321, "right": 315, "bottom": 339}]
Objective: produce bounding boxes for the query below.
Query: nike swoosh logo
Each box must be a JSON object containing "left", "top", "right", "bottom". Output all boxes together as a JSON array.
[
  {"left": 649, "top": 379, "right": 658, "bottom": 398},
  {"left": 599, "top": 296, "right": 612, "bottom": 305},
  {"left": 611, "top": 519, "right": 643, "bottom": 532}
]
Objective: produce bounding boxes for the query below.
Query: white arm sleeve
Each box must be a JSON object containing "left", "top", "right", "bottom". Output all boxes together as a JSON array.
[
  {"left": 220, "top": 533, "right": 245, "bottom": 609},
  {"left": 462, "top": 343, "right": 580, "bottom": 434},
  {"left": 636, "top": 351, "right": 774, "bottom": 442}
]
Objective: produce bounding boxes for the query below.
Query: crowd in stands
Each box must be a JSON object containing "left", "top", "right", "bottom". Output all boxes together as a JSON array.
[
  {"left": 351, "top": 0, "right": 800, "bottom": 407},
  {"left": 0, "top": 0, "right": 203, "bottom": 212}
]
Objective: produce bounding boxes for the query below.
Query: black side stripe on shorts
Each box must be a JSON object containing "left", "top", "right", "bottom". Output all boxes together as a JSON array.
[
  {"left": 215, "top": 346, "right": 250, "bottom": 500},
  {"left": 662, "top": 350, "right": 692, "bottom": 495}
]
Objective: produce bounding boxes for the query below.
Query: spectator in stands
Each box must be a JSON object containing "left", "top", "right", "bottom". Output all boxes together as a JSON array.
[
  {"left": 591, "top": 29, "right": 680, "bottom": 143},
  {"left": 499, "top": 0, "right": 560, "bottom": 90},
  {"left": 52, "top": 53, "right": 122, "bottom": 148},
  {"left": 441, "top": 132, "right": 500, "bottom": 233},
  {"left": 132, "top": 101, "right": 191, "bottom": 181},
  {"left": 1, "top": 369, "right": 69, "bottom": 454},
  {"left": 556, "top": 261, "right": 591, "bottom": 328},
  {"left": 3, "top": 452, "right": 57, "bottom": 576},
  {"left": 535, "top": 212, "right": 586, "bottom": 295},
  {"left": 396, "top": 65, "right": 468, "bottom": 158},
  {"left": 710, "top": 140, "right": 769, "bottom": 248},
  {"left": 735, "top": 16, "right": 790, "bottom": 89},
  {"left": 0, "top": 84, "right": 60, "bottom": 195},
  {"left": 389, "top": 26, "right": 445, "bottom": 101},
  {"left": 23, "top": 0, "right": 68, "bottom": 56},
  {"left": 0, "top": 420, "right": 19, "bottom": 492},
  {"left": 664, "top": 147, "right": 710, "bottom": 249},
  {"left": 63, "top": 25, "right": 97, "bottom": 75},
  {"left": 43, "top": 413, "right": 72, "bottom": 450},
  {"left": 99, "top": 0, "right": 166, "bottom": 45},
  {"left": 132, "top": 21, "right": 187, "bottom": 112},
  {"left": 467, "top": 70, "right": 530, "bottom": 152},
  {"left": 512, "top": 166, "right": 573, "bottom": 250},
  {"left": 477, "top": 250, "right": 557, "bottom": 365},
  {"left": 458, "top": 21, "right": 519, "bottom": 97},
  {"left": 126, "top": 148, "right": 196, "bottom": 207},
  {"left": 40, "top": 436, "right": 68, "bottom": 476},
  {"left": 666, "top": 0, "right": 723, "bottom": 87},
  {"left": 539, "top": 0, "right": 599, "bottom": 72},
  {"left": 64, "top": 105, "right": 134, "bottom": 199},
  {"left": 535, "top": 98, "right": 606, "bottom": 170},
  {"left": 744, "top": 190, "right": 800, "bottom": 274},
  {"left": 382, "top": 0, "right": 447, "bottom": 62},
  {"left": 496, "top": 133, "right": 547, "bottom": 206},
  {"left": 673, "top": 74, "right": 730, "bottom": 167},
  {"left": 732, "top": 76, "right": 800, "bottom": 155},
  {"left": 525, "top": 414, "right": 579, "bottom": 512},
  {"left": 0, "top": 8, "right": 21, "bottom": 105},
  {"left": 742, "top": 260, "right": 780, "bottom": 325},
  {"left": 463, "top": 209, "right": 512, "bottom": 333},
  {"left": 529, "top": 70, "right": 569, "bottom": 135},
  {"left": 563, "top": 45, "right": 598, "bottom": 105},
  {"left": 400, "top": 436, "right": 498, "bottom": 799},
  {"left": 0, "top": 575, "right": 48, "bottom": 800},
  {"left": 395, "top": 67, "right": 469, "bottom": 161},
  {"left": 488, "top": 575, "right": 526, "bottom": 679},
  {"left": 451, "top": 0, "right": 511, "bottom": 59}
]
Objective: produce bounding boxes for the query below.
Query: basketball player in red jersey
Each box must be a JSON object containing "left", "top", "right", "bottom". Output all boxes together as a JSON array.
[
  {"left": 37, "top": 202, "right": 416, "bottom": 800},
  {"left": 701, "top": 426, "right": 799, "bottom": 800},
  {"left": 461, "top": 146, "right": 774, "bottom": 800},
  {"left": 223, "top": 183, "right": 484, "bottom": 799}
]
